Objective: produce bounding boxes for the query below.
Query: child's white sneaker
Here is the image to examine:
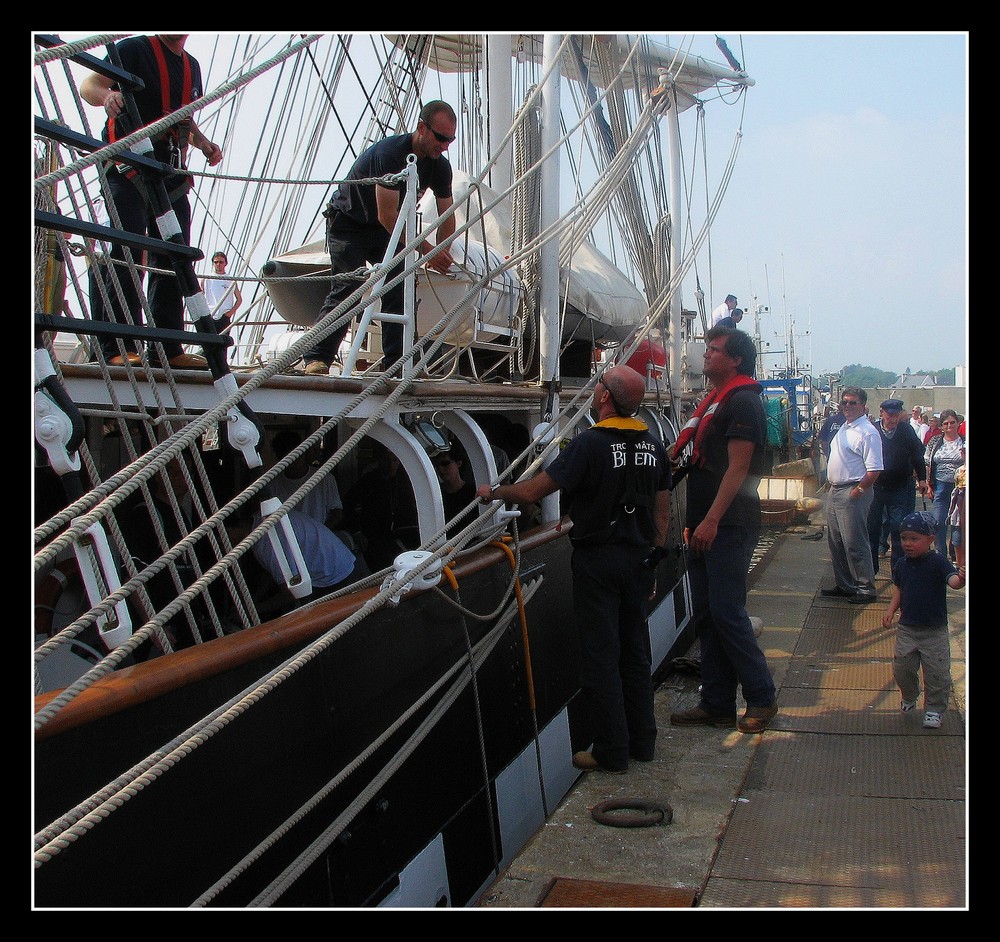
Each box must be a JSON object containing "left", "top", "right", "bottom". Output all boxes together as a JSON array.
[
  {"left": 922, "top": 711, "right": 942, "bottom": 729},
  {"left": 900, "top": 700, "right": 916, "bottom": 713}
]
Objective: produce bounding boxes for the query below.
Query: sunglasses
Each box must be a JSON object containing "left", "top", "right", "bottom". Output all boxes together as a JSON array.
[
  {"left": 840, "top": 398, "right": 861, "bottom": 406},
  {"left": 428, "top": 126, "right": 456, "bottom": 144}
]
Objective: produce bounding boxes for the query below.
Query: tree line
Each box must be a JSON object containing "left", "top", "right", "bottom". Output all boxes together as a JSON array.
[{"left": 831, "top": 365, "right": 956, "bottom": 389}]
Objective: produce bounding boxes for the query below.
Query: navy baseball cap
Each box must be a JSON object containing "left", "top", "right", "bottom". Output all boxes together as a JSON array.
[
  {"left": 880, "top": 398, "right": 904, "bottom": 413},
  {"left": 900, "top": 511, "right": 936, "bottom": 536}
]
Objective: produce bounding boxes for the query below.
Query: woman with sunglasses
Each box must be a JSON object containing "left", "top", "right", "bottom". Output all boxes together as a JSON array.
[
  {"left": 925, "top": 409, "right": 965, "bottom": 557},
  {"left": 302, "top": 100, "right": 458, "bottom": 375}
]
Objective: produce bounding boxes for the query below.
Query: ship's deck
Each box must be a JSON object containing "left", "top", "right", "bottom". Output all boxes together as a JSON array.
[{"left": 476, "top": 515, "right": 967, "bottom": 910}]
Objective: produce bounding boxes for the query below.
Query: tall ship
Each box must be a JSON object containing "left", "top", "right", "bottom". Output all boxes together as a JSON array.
[{"left": 33, "top": 33, "right": 756, "bottom": 908}]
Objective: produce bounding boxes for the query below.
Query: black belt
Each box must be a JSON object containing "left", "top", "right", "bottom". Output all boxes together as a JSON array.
[{"left": 831, "top": 480, "right": 862, "bottom": 488}]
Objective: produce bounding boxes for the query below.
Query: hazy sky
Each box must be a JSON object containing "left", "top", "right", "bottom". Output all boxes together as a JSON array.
[
  {"left": 689, "top": 32, "right": 967, "bottom": 377},
  {"left": 46, "top": 31, "right": 967, "bottom": 377},
  {"left": 191, "top": 30, "right": 969, "bottom": 377}
]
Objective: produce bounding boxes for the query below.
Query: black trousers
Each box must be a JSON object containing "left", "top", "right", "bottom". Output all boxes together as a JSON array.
[
  {"left": 305, "top": 219, "right": 407, "bottom": 368},
  {"left": 93, "top": 171, "right": 191, "bottom": 360},
  {"left": 570, "top": 542, "right": 657, "bottom": 770}
]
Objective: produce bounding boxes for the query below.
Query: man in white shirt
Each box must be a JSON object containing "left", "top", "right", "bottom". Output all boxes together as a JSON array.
[
  {"left": 710, "top": 294, "right": 737, "bottom": 327},
  {"left": 909, "top": 405, "right": 928, "bottom": 442},
  {"left": 822, "top": 387, "right": 883, "bottom": 603},
  {"left": 201, "top": 252, "right": 242, "bottom": 330}
]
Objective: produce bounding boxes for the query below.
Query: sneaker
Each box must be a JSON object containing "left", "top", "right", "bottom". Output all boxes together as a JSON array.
[
  {"left": 922, "top": 712, "right": 942, "bottom": 729},
  {"left": 304, "top": 360, "right": 330, "bottom": 375},
  {"left": 900, "top": 700, "right": 916, "bottom": 713},
  {"left": 847, "top": 593, "right": 877, "bottom": 605},
  {"left": 572, "top": 751, "right": 626, "bottom": 775},
  {"left": 670, "top": 706, "right": 737, "bottom": 728}
]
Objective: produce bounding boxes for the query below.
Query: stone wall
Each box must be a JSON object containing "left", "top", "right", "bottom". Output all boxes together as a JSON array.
[{"left": 862, "top": 387, "right": 967, "bottom": 419}]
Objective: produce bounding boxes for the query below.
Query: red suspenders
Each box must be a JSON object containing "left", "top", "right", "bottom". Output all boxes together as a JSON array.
[
  {"left": 108, "top": 36, "right": 192, "bottom": 151},
  {"left": 150, "top": 35, "right": 193, "bottom": 136}
]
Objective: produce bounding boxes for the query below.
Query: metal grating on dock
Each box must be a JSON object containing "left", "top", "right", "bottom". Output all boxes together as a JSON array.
[
  {"left": 703, "top": 792, "right": 965, "bottom": 907},
  {"left": 476, "top": 528, "right": 967, "bottom": 910},
  {"left": 699, "top": 563, "right": 967, "bottom": 909}
]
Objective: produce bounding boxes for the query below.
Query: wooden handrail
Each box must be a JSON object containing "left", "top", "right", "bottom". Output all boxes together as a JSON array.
[{"left": 34, "top": 521, "right": 567, "bottom": 740}]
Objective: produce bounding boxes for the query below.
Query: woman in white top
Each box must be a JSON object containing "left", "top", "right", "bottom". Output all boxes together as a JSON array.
[
  {"left": 201, "top": 251, "right": 242, "bottom": 329},
  {"left": 925, "top": 409, "right": 965, "bottom": 557}
]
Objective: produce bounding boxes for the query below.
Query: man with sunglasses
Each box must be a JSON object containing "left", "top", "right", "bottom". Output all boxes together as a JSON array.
[
  {"left": 303, "top": 101, "right": 457, "bottom": 375},
  {"left": 823, "top": 387, "right": 883, "bottom": 604}
]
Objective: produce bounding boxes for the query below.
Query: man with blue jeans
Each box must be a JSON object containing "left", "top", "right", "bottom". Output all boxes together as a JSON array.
[
  {"left": 867, "top": 398, "right": 926, "bottom": 573},
  {"left": 669, "top": 327, "right": 778, "bottom": 734}
]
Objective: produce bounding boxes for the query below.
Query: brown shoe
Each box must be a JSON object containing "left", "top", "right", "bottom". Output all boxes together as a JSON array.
[
  {"left": 168, "top": 352, "right": 209, "bottom": 370},
  {"left": 572, "top": 751, "right": 626, "bottom": 775},
  {"left": 738, "top": 703, "right": 778, "bottom": 734},
  {"left": 670, "top": 706, "right": 737, "bottom": 728},
  {"left": 304, "top": 360, "right": 330, "bottom": 375},
  {"left": 109, "top": 353, "right": 142, "bottom": 366}
]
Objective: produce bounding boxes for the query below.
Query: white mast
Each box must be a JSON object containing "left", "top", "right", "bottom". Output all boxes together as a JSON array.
[
  {"left": 665, "top": 84, "right": 684, "bottom": 406},
  {"left": 538, "top": 34, "right": 561, "bottom": 389},
  {"left": 538, "top": 34, "right": 562, "bottom": 525},
  {"left": 486, "top": 35, "right": 513, "bottom": 195}
]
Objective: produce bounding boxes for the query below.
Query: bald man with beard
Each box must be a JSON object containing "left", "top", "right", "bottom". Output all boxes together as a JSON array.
[{"left": 478, "top": 365, "right": 672, "bottom": 774}]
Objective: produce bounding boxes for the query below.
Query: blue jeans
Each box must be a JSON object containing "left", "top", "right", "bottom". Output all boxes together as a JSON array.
[
  {"left": 868, "top": 484, "right": 916, "bottom": 572},
  {"left": 571, "top": 543, "right": 658, "bottom": 770},
  {"left": 688, "top": 524, "right": 775, "bottom": 716},
  {"left": 931, "top": 479, "right": 955, "bottom": 557}
]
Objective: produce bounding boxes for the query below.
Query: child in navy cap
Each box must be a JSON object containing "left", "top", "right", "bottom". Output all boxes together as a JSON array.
[{"left": 882, "top": 511, "right": 966, "bottom": 728}]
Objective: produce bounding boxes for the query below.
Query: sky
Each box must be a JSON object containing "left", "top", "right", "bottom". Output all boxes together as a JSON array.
[
  {"left": 42, "top": 31, "right": 968, "bottom": 379},
  {"left": 683, "top": 31, "right": 967, "bottom": 378}
]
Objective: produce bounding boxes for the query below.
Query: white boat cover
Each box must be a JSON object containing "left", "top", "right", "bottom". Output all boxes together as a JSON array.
[{"left": 264, "top": 172, "right": 648, "bottom": 342}]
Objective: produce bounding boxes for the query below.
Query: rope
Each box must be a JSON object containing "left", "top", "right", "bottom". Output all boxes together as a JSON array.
[
  {"left": 198, "top": 583, "right": 541, "bottom": 907},
  {"left": 33, "top": 34, "right": 755, "bottom": 901}
]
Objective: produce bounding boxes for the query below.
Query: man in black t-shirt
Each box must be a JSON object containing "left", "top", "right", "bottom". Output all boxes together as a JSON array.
[
  {"left": 303, "top": 101, "right": 458, "bottom": 374},
  {"left": 670, "top": 327, "right": 778, "bottom": 735},
  {"left": 477, "top": 365, "right": 672, "bottom": 774},
  {"left": 867, "top": 398, "right": 926, "bottom": 572}
]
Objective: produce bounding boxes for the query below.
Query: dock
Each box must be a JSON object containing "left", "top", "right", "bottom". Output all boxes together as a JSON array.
[{"left": 475, "top": 520, "right": 967, "bottom": 910}]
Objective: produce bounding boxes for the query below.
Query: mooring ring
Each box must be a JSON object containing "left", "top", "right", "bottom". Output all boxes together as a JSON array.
[{"left": 591, "top": 798, "right": 673, "bottom": 828}]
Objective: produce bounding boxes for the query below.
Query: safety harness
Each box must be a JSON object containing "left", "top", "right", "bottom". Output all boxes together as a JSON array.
[{"left": 108, "top": 36, "right": 194, "bottom": 181}]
